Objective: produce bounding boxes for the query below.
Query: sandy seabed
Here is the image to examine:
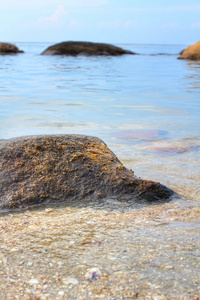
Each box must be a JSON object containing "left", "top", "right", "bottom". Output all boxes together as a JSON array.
[{"left": 0, "top": 199, "right": 199, "bottom": 300}]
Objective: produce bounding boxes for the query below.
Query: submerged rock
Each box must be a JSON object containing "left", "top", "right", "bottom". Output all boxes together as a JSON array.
[
  {"left": 178, "top": 41, "right": 200, "bottom": 60},
  {"left": 0, "top": 135, "right": 173, "bottom": 209},
  {"left": 0, "top": 42, "right": 24, "bottom": 54},
  {"left": 41, "top": 41, "right": 135, "bottom": 56}
]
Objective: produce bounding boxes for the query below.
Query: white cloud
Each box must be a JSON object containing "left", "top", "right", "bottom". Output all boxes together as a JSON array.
[
  {"left": 191, "top": 22, "right": 200, "bottom": 29},
  {"left": 124, "top": 20, "right": 137, "bottom": 28},
  {"left": 36, "top": 5, "right": 67, "bottom": 28},
  {"left": 162, "top": 23, "right": 179, "bottom": 29},
  {"left": 72, "top": 0, "right": 108, "bottom": 6},
  {"left": 69, "top": 19, "right": 86, "bottom": 28},
  {"left": 167, "top": 4, "right": 200, "bottom": 12},
  {"left": 99, "top": 20, "right": 121, "bottom": 28},
  {"left": 99, "top": 20, "right": 137, "bottom": 29}
]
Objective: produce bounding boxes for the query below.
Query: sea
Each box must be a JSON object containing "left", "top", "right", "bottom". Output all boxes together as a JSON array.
[
  {"left": 0, "top": 42, "right": 199, "bottom": 201},
  {"left": 0, "top": 42, "right": 200, "bottom": 299}
]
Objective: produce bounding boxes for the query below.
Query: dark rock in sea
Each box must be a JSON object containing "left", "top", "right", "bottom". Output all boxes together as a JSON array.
[
  {"left": 41, "top": 41, "right": 135, "bottom": 56},
  {"left": 178, "top": 41, "right": 200, "bottom": 60},
  {"left": 0, "top": 135, "right": 173, "bottom": 209},
  {"left": 0, "top": 42, "right": 24, "bottom": 54}
]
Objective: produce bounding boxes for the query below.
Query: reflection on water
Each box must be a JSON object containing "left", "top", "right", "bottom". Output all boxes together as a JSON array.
[{"left": 185, "top": 61, "right": 200, "bottom": 90}]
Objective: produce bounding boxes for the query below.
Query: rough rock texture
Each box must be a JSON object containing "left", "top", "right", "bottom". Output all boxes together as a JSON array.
[
  {"left": 0, "top": 42, "right": 24, "bottom": 54},
  {"left": 178, "top": 41, "right": 200, "bottom": 60},
  {"left": 41, "top": 41, "right": 135, "bottom": 56},
  {"left": 0, "top": 135, "right": 173, "bottom": 209}
]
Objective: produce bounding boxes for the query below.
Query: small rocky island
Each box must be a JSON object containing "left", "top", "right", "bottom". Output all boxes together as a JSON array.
[
  {"left": 178, "top": 40, "right": 200, "bottom": 60},
  {"left": 0, "top": 135, "right": 173, "bottom": 209},
  {"left": 0, "top": 42, "right": 24, "bottom": 54},
  {"left": 41, "top": 41, "right": 135, "bottom": 56}
]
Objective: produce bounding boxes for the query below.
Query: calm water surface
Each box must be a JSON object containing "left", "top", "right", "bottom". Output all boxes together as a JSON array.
[
  {"left": 0, "top": 43, "right": 200, "bottom": 299},
  {"left": 0, "top": 42, "right": 199, "bottom": 200}
]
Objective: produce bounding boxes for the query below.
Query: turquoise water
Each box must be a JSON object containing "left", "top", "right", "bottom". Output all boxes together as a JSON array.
[{"left": 0, "top": 43, "right": 200, "bottom": 200}]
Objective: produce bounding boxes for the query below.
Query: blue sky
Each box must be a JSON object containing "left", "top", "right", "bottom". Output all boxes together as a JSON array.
[{"left": 1, "top": 0, "right": 200, "bottom": 44}]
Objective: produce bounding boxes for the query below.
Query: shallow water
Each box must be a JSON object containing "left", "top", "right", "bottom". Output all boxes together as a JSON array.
[
  {"left": 0, "top": 43, "right": 200, "bottom": 299},
  {"left": 0, "top": 202, "right": 199, "bottom": 299},
  {"left": 0, "top": 42, "right": 199, "bottom": 200}
]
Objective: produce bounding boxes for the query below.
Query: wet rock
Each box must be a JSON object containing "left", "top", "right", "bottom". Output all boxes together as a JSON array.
[
  {"left": 0, "top": 135, "right": 173, "bottom": 209},
  {"left": 138, "top": 140, "right": 198, "bottom": 154},
  {"left": 178, "top": 41, "right": 200, "bottom": 60},
  {"left": 0, "top": 42, "right": 24, "bottom": 54},
  {"left": 41, "top": 41, "right": 135, "bottom": 56}
]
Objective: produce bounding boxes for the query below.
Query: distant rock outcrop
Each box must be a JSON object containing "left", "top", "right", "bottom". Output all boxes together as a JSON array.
[
  {"left": 41, "top": 41, "right": 135, "bottom": 56},
  {"left": 178, "top": 41, "right": 200, "bottom": 60},
  {"left": 0, "top": 135, "right": 173, "bottom": 209},
  {"left": 0, "top": 42, "right": 24, "bottom": 54}
]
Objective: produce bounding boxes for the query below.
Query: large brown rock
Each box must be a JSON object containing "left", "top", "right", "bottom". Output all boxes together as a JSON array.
[
  {"left": 0, "top": 42, "right": 24, "bottom": 54},
  {"left": 41, "top": 41, "right": 135, "bottom": 56},
  {"left": 0, "top": 135, "right": 173, "bottom": 209},
  {"left": 178, "top": 41, "right": 200, "bottom": 60}
]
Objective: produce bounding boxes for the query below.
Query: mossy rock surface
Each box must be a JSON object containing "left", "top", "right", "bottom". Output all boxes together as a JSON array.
[
  {"left": 41, "top": 41, "right": 135, "bottom": 56},
  {"left": 0, "top": 135, "right": 173, "bottom": 209},
  {"left": 0, "top": 42, "right": 24, "bottom": 54},
  {"left": 178, "top": 41, "right": 200, "bottom": 60}
]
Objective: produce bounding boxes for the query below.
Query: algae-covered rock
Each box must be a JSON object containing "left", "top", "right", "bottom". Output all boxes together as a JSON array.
[
  {"left": 178, "top": 41, "right": 200, "bottom": 60},
  {"left": 41, "top": 41, "right": 135, "bottom": 56},
  {"left": 0, "top": 135, "right": 173, "bottom": 209},
  {"left": 0, "top": 42, "right": 24, "bottom": 54}
]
